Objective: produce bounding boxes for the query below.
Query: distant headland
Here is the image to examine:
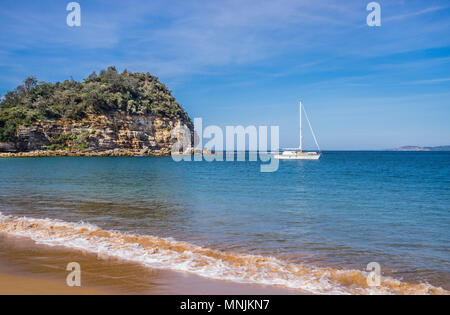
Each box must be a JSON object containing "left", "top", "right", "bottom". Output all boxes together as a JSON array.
[
  {"left": 0, "top": 67, "right": 193, "bottom": 157},
  {"left": 389, "top": 146, "right": 450, "bottom": 151}
]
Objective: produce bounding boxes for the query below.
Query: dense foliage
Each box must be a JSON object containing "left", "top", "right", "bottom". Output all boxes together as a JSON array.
[{"left": 0, "top": 67, "right": 188, "bottom": 142}]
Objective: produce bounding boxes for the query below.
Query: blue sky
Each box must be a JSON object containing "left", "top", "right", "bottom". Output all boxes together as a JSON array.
[{"left": 1, "top": 0, "right": 449, "bottom": 150}]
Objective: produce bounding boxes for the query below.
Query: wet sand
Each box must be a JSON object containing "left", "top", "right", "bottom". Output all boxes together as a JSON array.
[
  {"left": 0, "top": 272, "right": 104, "bottom": 295},
  {"left": 0, "top": 234, "right": 305, "bottom": 295}
]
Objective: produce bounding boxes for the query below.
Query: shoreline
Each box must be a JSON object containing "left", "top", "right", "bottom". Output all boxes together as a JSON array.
[
  {"left": 0, "top": 233, "right": 305, "bottom": 295},
  {"left": 0, "top": 213, "right": 447, "bottom": 295},
  {"left": 0, "top": 150, "right": 172, "bottom": 158},
  {"left": 2, "top": 150, "right": 449, "bottom": 158},
  {"left": 0, "top": 149, "right": 215, "bottom": 158}
]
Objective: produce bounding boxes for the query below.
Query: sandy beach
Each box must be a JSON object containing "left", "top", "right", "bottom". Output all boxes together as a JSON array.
[
  {"left": 0, "top": 272, "right": 104, "bottom": 295},
  {"left": 0, "top": 233, "right": 305, "bottom": 295}
]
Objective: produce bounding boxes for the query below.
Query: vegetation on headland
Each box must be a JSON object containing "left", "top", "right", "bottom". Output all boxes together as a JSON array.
[
  {"left": 42, "top": 130, "right": 91, "bottom": 151},
  {"left": 0, "top": 66, "right": 189, "bottom": 142}
]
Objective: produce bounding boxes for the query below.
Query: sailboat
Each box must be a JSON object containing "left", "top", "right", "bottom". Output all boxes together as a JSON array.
[{"left": 274, "top": 101, "right": 322, "bottom": 160}]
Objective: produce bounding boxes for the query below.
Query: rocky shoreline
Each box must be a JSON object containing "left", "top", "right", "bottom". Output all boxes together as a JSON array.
[
  {"left": 0, "top": 148, "right": 172, "bottom": 158},
  {"left": 0, "top": 147, "right": 214, "bottom": 158}
]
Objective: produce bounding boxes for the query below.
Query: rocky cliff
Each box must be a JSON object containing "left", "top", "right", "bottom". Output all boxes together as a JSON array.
[
  {"left": 0, "top": 67, "right": 193, "bottom": 157},
  {"left": 0, "top": 113, "right": 192, "bottom": 156}
]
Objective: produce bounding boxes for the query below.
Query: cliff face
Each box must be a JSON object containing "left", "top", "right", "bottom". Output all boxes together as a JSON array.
[{"left": 0, "top": 113, "right": 193, "bottom": 156}]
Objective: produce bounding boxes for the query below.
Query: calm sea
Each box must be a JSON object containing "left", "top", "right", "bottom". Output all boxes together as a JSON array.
[{"left": 0, "top": 152, "right": 449, "bottom": 294}]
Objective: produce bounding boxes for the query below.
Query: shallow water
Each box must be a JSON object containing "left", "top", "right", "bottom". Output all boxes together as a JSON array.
[
  {"left": 0, "top": 234, "right": 298, "bottom": 295},
  {"left": 0, "top": 152, "right": 449, "bottom": 293}
]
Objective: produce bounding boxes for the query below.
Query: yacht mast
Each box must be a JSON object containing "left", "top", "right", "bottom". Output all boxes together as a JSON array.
[
  {"left": 303, "top": 103, "right": 321, "bottom": 152},
  {"left": 299, "top": 101, "right": 303, "bottom": 151}
]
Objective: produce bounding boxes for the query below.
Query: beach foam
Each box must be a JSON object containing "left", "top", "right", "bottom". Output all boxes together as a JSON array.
[{"left": 0, "top": 212, "right": 447, "bottom": 295}]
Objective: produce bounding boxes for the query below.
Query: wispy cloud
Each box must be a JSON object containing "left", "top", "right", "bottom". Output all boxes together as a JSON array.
[
  {"left": 1, "top": 0, "right": 449, "bottom": 79},
  {"left": 409, "top": 77, "right": 450, "bottom": 84},
  {"left": 385, "top": 6, "right": 449, "bottom": 22}
]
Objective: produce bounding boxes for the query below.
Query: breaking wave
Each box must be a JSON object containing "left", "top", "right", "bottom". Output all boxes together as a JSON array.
[{"left": 0, "top": 212, "right": 447, "bottom": 295}]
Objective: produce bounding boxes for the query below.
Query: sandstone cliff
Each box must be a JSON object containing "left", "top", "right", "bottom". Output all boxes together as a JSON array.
[{"left": 0, "top": 113, "right": 192, "bottom": 156}]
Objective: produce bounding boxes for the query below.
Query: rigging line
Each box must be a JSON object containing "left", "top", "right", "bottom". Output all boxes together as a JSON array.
[{"left": 302, "top": 104, "right": 321, "bottom": 152}]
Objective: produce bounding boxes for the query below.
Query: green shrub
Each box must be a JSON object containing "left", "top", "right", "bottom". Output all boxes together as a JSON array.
[{"left": 0, "top": 67, "right": 188, "bottom": 142}]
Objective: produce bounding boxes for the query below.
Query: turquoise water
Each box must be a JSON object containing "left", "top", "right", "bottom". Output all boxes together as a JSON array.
[{"left": 0, "top": 152, "right": 449, "bottom": 290}]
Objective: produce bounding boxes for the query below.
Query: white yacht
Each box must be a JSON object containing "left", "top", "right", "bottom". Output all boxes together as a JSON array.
[{"left": 275, "top": 101, "right": 322, "bottom": 160}]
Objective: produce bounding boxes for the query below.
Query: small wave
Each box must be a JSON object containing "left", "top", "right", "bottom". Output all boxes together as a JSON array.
[{"left": 0, "top": 212, "right": 446, "bottom": 295}]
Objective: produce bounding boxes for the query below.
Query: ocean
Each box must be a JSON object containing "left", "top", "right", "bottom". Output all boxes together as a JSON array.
[{"left": 0, "top": 151, "right": 448, "bottom": 294}]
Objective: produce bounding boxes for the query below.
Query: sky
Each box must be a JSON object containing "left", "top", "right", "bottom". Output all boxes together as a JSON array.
[{"left": 0, "top": 0, "right": 449, "bottom": 150}]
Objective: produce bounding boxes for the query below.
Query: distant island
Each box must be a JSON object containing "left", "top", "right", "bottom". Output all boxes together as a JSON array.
[
  {"left": 0, "top": 67, "right": 193, "bottom": 157},
  {"left": 390, "top": 146, "right": 450, "bottom": 151}
]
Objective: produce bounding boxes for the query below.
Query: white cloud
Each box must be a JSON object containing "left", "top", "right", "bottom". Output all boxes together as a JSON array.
[
  {"left": 409, "top": 78, "right": 450, "bottom": 84},
  {"left": 384, "top": 6, "right": 449, "bottom": 22}
]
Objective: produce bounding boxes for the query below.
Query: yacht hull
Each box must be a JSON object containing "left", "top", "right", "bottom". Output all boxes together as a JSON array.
[{"left": 274, "top": 153, "right": 321, "bottom": 160}]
